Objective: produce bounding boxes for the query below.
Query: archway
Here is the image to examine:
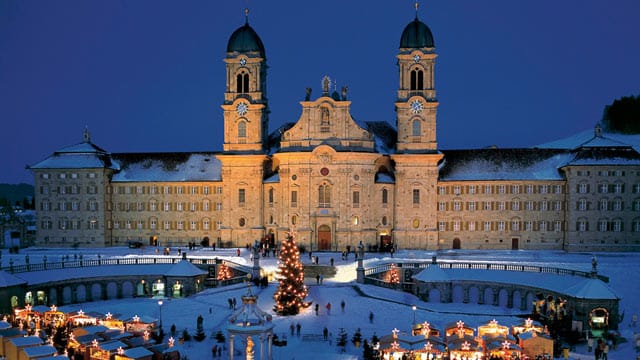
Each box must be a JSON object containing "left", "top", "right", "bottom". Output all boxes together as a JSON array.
[
  {"left": 453, "top": 238, "right": 461, "bottom": 249},
  {"left": 317, "top": 225, "right": 331, "bottom": 251}
]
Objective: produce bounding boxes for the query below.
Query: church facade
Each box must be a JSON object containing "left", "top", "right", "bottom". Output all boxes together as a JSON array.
[{"left": 29, "top": 14, "right": 640, "bottom": 252}]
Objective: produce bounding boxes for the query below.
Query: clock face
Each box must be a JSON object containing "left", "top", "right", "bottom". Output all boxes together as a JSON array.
[
  {"left": 413, "top": 54, "right": 421, "bottom": 63},
  {"left": 239, "top": 57, "right": 247, "bottom": 66},
  {"left": 410, "top": 99, "right": 424, "bottom": 114},
  {"left": 236, "top": 102, "right": 248, "bottom": 116}
]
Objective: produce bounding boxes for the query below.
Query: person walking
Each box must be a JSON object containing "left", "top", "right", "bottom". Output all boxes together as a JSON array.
[
  {"left": 326, "top": 302, "right": 331, "bottom": 315},
  {"left": 323, "top": 327, "right": 328, "bottom": 340},
  {"left": 296, "top": 323, "right": 301, "bottom": 336},
  {"left": 290, "top": 323, "right": 294, "bottom": 335},
  {"left": 316, "top": 274, "right": 320, "bottom": 284},
  {"left": 369, "top": 311, "right": 374, "bottom": 323},
  {"left": 315, "top": 303, "right": 319, "bottom": 316},
  {"left": 340, "top": 300, "right": 345, "bottom": 313}
]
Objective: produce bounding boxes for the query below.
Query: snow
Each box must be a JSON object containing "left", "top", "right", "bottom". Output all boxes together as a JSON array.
[
  {"left": 2, "top": 248, "right": 640, "bottom": 359},
  {"left": 111, "top": 153, "right": 222, "bottom": 182}
]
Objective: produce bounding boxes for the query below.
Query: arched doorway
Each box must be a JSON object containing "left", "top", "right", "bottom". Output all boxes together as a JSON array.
[
  {"left": 453, "top": 238, "right": 461, "bottom": 249},
  {"left": 317, "top": 225, "right": 331, "bottom": 250}
]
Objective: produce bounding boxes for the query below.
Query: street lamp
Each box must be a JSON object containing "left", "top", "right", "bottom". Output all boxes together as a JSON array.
[
  {"left": 412, "top": 305, "right": 417, "bottom": 326},
  {"left": 157, "top": 299, "right": 163, "bottom": 329}
]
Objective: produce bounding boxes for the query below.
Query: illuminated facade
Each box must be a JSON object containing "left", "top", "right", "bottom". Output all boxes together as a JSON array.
[{"left": 30, "top": 12, "right": 640, "bottom": 252}]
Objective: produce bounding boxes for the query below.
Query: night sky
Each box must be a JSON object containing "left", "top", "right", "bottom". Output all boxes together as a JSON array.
[{"left": 1, "top": 1, "right": 639, "bottom": 184}]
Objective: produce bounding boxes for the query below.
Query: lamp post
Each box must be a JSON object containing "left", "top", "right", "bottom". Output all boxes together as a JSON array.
[
  {"left": 412, "top": 305, "right": 417, "bottom": 327},
  {"left": 157, "top": 299, "right": 163, "bottom": 329}
]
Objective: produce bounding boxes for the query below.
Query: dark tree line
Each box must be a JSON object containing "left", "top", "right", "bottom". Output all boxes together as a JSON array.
[{"left": 601, "top": 94, "right": 640, "bottom": 134}]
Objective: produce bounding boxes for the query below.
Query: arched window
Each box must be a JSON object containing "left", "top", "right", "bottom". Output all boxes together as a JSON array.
[
  {"left": 382, "top": 189, "right": 388, "bottom": 206},
  {"left": 410, "top": 69, "right": 424, "bottom": 90},
  {"left": 268, "top": 188, "right": 274, "bottom": 206},
  {"left": 412, "top": 119, "right": 421, "bottom": 137},
  {"left": 237, "top": 121, "right": 247, "bottom": 141},
  {"left": 319, "top": 184, "right": 331, "bottom": 208},
  {"left": 236, "top": 72, "right": 250, "bottom": 93}
]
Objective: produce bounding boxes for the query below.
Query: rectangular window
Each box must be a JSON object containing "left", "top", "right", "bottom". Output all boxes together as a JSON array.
[
  {"left": 136, "top": 186, "right": 143, "bottom": 194},
  {"left": 512, "top": 221, "right": 520, "bottom": 231},
  {"left": 453, "top": 201, "right": 461, "bottom": 211},
  {"left": 599, "top": 199, "right": 608, "bottom": 211},
  {"left": 453, "top": 221, "right": 460, "bottom": 231},
  {"left": 216, "top": 202, "right": 222, "bottom": 211},
  {"left": 291, "top": 191, "right": 298, "bottom": 208},
  {"left": 239, "top": 189, "right": 246, "bottom": 207},
  {"left": 483, "top": 221, "right": 491, "bottom": 231},
  {"left": 540, "top": 201, "right": 548, "bottom": 211},
  {"left": 150, "top": 202, "right": 157, "bottom": 211},
  {"left": 468, "top": 201, "right": 476, "bottom": 211},
  {"left": 191, "top": 221, "right": 197, "bottom": 230},
  {"left": 469, "top": 185, "right": 476, "bottom": 194},
  {"left": 525, "top": 221, "right": 533, "bottom": 231},
  {"left": 352, "top": 191, "right": 360, "bottom": 208},
  {"left": 498, "top": 221, "right": 505, "bottom": 231},
  {"left": 526, "top": 185, "right": 534, "bottom": 194},
  {"left": 438, "top": 202, "right": 446, "bottom": 211},
  {"left": 412, "top": 189, "right": 420, "bottom": 206},
  {"left": 578, "top": 199, "right": 587, "bottom": 211},
  {"left": 614, "top": 183, "right": 623, "bottom": 193},
  {"left": 382, "top": 189, "right": 388, "bottom": 205},
  {"left": 126, "top": 220, "right": 132, "bottom": 229},
  {"left": 203, "top": 201, "right": 210, "bottom": 211},
  {"left": 554, "top": 185, "right": 562, "bottom": 194},
  {"left": 599, "top": 183, "right": 608, "bottom": 193},
  {"left": 164, "top": 186, "right": 171, "bottom": 194},
  {"left": 511, "top": 201, "right": 520, "bottom": 211},
  {"left": 577, "top": 220, "right": 587, "bottom": 232},
  {"left": 484, "top": 185, "right": 492, "bottom": 194},
  {"left": 438, "top": 186, "right": 446, "bottom": 195},
  {"left": 512, "top": 185, "right": 520, "bottom": 194},
  {"left": 554, "top": 201, "right": 562, "bottom": 211},
  {"left": 203, "top": 219, "right": 210, "bottom": 230},
  {"left": 190, "top": 186, "right": 198, "bottom": 195},
  {"left": 190, "top": 202, "right": 197, "bottom": 211},
  {"left": 177, "top": 202, "right": 184, "bottom": 211},
  {"left": 554, "top": 220, "right": 561, "bottom": 232},
  {"left": 176, "top": 186, "right": 184, "bottom": 195},
  {"left": 164, "top": 221, "right": 170, "bottom": 230},
  {"left": 137, "top": 220, "right": 144, "bottom": 230},
  {"left": 150, "top": 186, "right": 158, "bottom": 194},
  {"left": 216, "top": 186, "right": 223, "bottom": 194},
  {"left": 203, "top": 186, "right": 210, "bottom": 195},
  {"left": 498, "top": 185, "right": 505, "bottom": 194},
  {"left": 539, "top": 185, "right": 548, "bottom": 194},
  {"left": 497, "top": 201, "right": 505, "bottom": 211},
  {"left": 483, "top": 202, "right": 491, "bottom": 211},
  {"left": 453, "top": 186, "right": 460, "bottom": 195},
  {"left": 438, "top": 221, "right": 446, "bottom": 231},
  {"left": 151, "top": 219, "right": 157, "bottom": 230},
  {"left": 468, "top": 221, "right": 476, "bottom": 231},
  {"left": 539, "top": 221, "right": 547, "bottom": 232},
  {"left": 164, "top": 202, "right": 170, "bottom": 212}
]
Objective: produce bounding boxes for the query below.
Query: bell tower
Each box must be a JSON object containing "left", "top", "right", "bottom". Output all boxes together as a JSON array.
[
  {"left": 222, "top": 9, "right": 269, "bottom": 153},
  {"left": 395, "top": 3, "right": 438, "bottom": 152}
]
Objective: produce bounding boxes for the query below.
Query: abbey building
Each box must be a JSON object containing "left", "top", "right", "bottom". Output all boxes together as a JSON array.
[{"left": 29, "top": 13, "right": 640, "bottom": 252}]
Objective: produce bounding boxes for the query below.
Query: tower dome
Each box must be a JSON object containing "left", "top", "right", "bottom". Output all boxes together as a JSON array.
[
  {"left": 226, "top": 22, "right": 266, "bottom": 57},
  {"left": 400, "top": 17, "right": 435, "bottom": 48}
]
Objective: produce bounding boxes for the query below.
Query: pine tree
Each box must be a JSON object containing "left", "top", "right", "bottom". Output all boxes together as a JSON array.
[
  {"left": 216, "top": 263, "right": 232, "bottom": 280},
  {"left": 385, "top": 263, "right": 400, "bottom": 285},
  {"left": 273, "top": 229, "right": 309, "bottom": 315}
]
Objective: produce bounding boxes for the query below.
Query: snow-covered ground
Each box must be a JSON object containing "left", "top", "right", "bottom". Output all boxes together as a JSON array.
[{"left": 2, "top": 247, "right": 639, "bottom": 359}]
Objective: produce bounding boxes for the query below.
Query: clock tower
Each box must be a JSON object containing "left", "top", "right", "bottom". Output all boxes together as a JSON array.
[
  {"left": 395, "top": 8, "right": 438, "bottom": 152},
  {"left": 222, "top": 11, "right": 269, "bottom": 153}
]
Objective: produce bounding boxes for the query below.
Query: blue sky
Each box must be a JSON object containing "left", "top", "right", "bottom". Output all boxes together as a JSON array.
[{"left": 1, "top": 1, "right": 639, "bottom": 184}]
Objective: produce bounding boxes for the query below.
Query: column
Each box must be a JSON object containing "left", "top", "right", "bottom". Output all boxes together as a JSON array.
[
  {"left": 259, "top": 334, "right": 265, "bottom": 360},
  {"left": 506, "top": 289, "right": 514, "bottom": 308},
  {"left": 492, "top": 288, "right": 499, "bottom": 306},
  {"left": 228, "top": 334, "right": 234, "bottom": 360},
  {"left": 477, "top": 287, "right": 485, "bottom": 305},
  {"left": 462, "top": 286, "right": 469, "bottom": 304}
]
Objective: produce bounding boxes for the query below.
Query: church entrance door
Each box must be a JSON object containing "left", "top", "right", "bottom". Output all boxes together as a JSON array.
[{"left": 317, "top": 225, "right": 331, "bottom": 250}]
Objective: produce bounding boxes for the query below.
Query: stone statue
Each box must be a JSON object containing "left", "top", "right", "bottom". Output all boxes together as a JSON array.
[
  {"left": 341, "top": 86, "right": 348, "bottom": 100},
  {"left": 246, "top": 335, "right": 255, "bottom": 360},
  {"left": 591, "top": 256, "right": 598, "bottom": 272},
  {"left": 305, "top": 87, "right": 312, "bottom": 101}
]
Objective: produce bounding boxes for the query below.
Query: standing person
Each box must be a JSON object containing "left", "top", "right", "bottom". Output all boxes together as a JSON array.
[
  {"left": 290, "top": 323, "right": 294, "bottom": 335},
  {"left": 316, "top": 274, "right": 320, "bottom": 284},
  {"left": 320, "top": 274, "right": 324, "bottom": 284},
  {"left": 326, "top": 302, "right": 331, "bottom": 315},
  {"left": 330, "top": 258, "right": 334, "bottom": 266},
  {"left": 315, "top": 303, "right": 319, "bottom": 316},
  {"left": 323, "top": 327, "right": 328, "bottom": 340},
  {"left": 369, "top": 311, "right": 374, "bottom": 323},
  {"left": 296, "top": 323, "right": 301, "bottom": 336},
  {"left": 341, "top": 300, "right": 345, "bottom": 313},
  {"left": 236, "top": 248, "right": 241, "bottom": 256},
  {"left": 232, "top": 297, "right": 237, "bottom": 309}
]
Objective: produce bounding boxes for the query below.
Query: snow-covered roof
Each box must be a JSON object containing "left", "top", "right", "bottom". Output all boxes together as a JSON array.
[
  {"left": 123, "top": 346, "right": 154, "bottom": 358},
  {"left": 29, "top": 140, "right": 118, "bottom": 170},
  {"left": 537, "top": 128, "right": 640, "bottom": 152},
  {"left": 164, "top": 260, "right": 207, "bottom": 277},
  {"left": 413, "top": 266, "right": 619, "bottom": 300},
  {"left": 0, "top": 270, "right": 27, "bottom": 287},
  {"left": 111, "top": 152, "right": 222, "bottom": 182},
  {"left": 20, "top": 344, "right": 57, "bottom": 357},
  {"left": 9, "top": 335, "right": 43, "bottom": 346},
  {"left": 438, "top": 149, "right": 570, "bottom": 181}
]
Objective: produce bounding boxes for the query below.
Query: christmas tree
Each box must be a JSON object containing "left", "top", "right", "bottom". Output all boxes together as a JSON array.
[
  {"left": 385, "top": 263, "right": 400, "bottom": 285},
  {"left": 217, "top": 263, "right": 232, "bottom": 281},
  {"left": 273, "top": 229, "right": 309, "bottom": 315}
]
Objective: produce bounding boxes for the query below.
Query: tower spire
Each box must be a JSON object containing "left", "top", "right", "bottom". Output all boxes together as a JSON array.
[
  {"left": 415, "top": 1, "right": 419, "bottom": 19},
  {"left": 244, "top": 7, "right": 249, "bottom": 24}
]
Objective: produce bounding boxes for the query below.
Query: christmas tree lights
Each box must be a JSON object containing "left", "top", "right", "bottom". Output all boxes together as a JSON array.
[{"left": 273, "top": 229, "right": 309, "bottom": 315}]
